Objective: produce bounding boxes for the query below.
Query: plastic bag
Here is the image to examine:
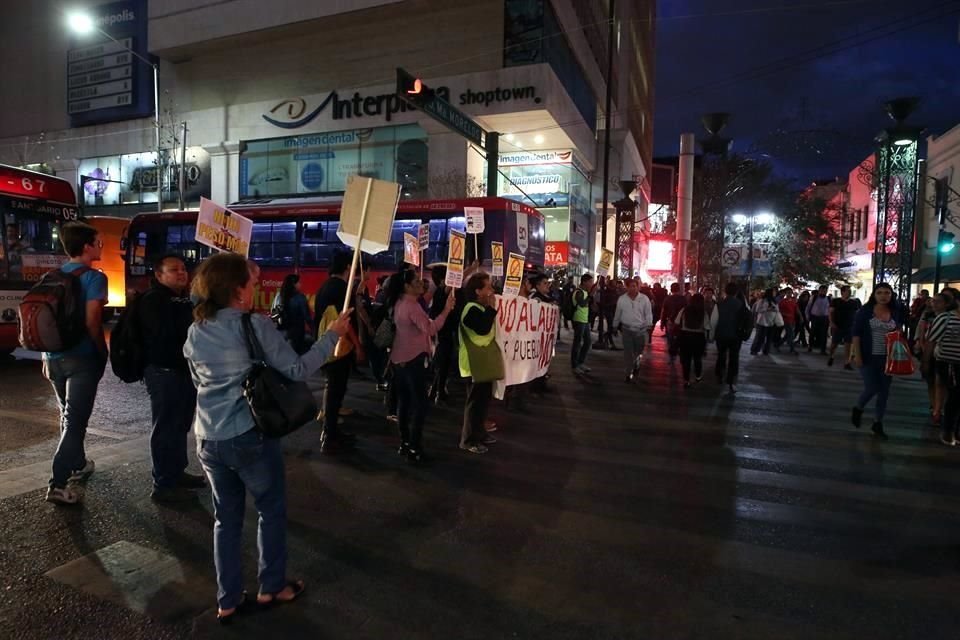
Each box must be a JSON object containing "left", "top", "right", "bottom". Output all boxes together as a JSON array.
[{"left": 885, "top": 330, "right": 915, "bottom": 376}]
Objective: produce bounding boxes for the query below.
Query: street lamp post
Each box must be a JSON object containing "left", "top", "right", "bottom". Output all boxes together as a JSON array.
[{"left": 68, "top": 12, "right": 162, "bottom": 212}]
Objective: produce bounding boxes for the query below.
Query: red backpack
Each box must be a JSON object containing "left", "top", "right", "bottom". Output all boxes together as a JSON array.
[{"left": 18, "top": 266, "right": 90, "bottom": 353}]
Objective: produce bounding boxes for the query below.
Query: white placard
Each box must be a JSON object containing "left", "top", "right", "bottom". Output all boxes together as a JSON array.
[
  {"left": 196, "top": 197, "right": 253, "bottom": 257},
  {"left": 465, "top": 206, "right": 485, "bottom": 234},
  {"left": 492, "top": 294, "right": 560, "bottom": 399},
  {"left": 337, "top": 175, "right": 400, "bottom": 254}
]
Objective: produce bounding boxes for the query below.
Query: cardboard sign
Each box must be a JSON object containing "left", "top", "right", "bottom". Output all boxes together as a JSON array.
[
  {"left": 445, "top": 229, "right": 466, "bottom": 288},
  {"left": 196, "top": 197, "right": 253, "bottom": 257},
  {"left": 503, "top": 252, "right": 525, "bottom": 296},
  {"left": 403, "top": 232, "right": 420, "bottom": 266},
  {"left": 492, "top": 294, "right": 560, "bottom": 399},
  {"left": 597, "top": 247, "right": 614, "bottom": 276},
  {"left": 491, "top": 241, "right": 504, "bottom": 277},
  {"left": 465, "top": 206, "right": 485, "bottom": 234},
  {"left": 337, "top": 175, "right": 400, "bottom": 254},
  {"left": 516, "top": 212, "right": 529, "bottom": 253},
  {"left": 418, "top": 222, "right": 430, "bottom": 249}
]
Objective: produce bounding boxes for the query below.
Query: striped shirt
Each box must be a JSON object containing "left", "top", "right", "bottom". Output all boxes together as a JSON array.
[
  {"left": 928, "top": 312, "right": 960, "bottom": 362},
  {"left": 869, "top": 317, "right": 897, "bottom": 356}
]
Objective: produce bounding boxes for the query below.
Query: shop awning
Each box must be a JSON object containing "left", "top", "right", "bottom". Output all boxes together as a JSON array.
[{"left": 911, "top": 264, "right": 960, "bottom": 283}]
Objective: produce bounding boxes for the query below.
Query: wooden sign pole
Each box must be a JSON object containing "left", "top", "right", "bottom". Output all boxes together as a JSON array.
[{"left": 342, "top": 177, "right": 373, "bottom": 314}]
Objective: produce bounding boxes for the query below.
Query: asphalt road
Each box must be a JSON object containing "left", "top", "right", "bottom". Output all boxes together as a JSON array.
[{"left": 1, "top": 330, "right": 958, "bottom": 639}]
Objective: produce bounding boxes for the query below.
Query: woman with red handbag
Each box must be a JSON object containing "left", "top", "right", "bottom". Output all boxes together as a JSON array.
[{"left": 850, "top": 283, "right": 908, "bottom": 440}]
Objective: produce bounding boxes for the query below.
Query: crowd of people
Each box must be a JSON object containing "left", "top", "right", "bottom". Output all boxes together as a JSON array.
[{"left": 29, "top": 221, "right": 954, "bottom": 623}]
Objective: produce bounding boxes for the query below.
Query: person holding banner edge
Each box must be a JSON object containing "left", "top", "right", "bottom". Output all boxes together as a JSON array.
[{"left": 459, "top": 272, "right": 503, "bottom": 454}]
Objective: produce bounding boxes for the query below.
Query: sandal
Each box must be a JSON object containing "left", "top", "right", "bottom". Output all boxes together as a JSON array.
[
  {"left": 459, "top": 443, "right": 488, "bottom": 454},
  {"left": 257, "top": 579, "right": 305, "bottom": 609},
  {"left": 217, "top": 592, "right": 252, "bottom": 625}
]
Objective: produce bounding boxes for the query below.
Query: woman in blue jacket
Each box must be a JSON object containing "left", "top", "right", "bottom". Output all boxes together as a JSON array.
[{"left": 850, "top": 283, "right": 907, "bottom": 440}]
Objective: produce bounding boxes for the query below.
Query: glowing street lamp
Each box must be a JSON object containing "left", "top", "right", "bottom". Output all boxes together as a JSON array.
[{"left": 67, "top": 10, "right": 162, "bottom": 211}]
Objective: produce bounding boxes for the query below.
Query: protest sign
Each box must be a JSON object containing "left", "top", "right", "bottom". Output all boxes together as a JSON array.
[
  {"left": 445, "top": 229, "right": 466, "bottom": 288},
  {"left": 597, "top": 248, "right": 614, "bottom": 276},
  {"left": 491, "top": 241, "right": 504, "bottom": 277},
  {"left": 418, "top": 223, "right": 430, "bottom": 249},
  {"left": 465, "top": 206, "right": 485, "bottom": 234},
  {"left": 196, "top": 197, "right": 253, "bottom": 257},
  {"left": 503, "top": 252, "right": 524, "bottom": 296},
  {"left": 403, "top": 232, "right": 420, "bottom": 266}
]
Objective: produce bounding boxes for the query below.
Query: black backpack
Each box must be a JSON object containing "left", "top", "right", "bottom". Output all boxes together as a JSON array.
[
  {"left": 110, "top": 293, "right": 146, "bottom": 383},
  {"left": 736, "top": 301, "right": 754, "bottom": 342},
  {"left": 18, "top": 267, "right": 90, "bottom": 353}
]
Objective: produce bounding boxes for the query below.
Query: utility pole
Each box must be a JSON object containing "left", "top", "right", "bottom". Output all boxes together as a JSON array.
[
  {"left": 177, "top": 121, "right": 187, "bottom": 211},
  {"left": 676, "top": 133, "right": 695, "bottom": 286},
  {"left": 599, "top": 0, "right": 615, "bottom": 257},
  {"left": 934, "top": 177, "right": 950, "bottom": 294}
]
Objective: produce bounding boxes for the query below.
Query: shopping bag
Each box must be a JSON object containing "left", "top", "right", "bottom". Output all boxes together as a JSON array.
[{"left": 885, "top": 330, "right": 915, "bottom": 376}]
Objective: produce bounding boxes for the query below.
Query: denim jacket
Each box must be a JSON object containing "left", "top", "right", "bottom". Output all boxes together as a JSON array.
[{"left": 183, "top": 308, "right": 338, "bottom": 441}]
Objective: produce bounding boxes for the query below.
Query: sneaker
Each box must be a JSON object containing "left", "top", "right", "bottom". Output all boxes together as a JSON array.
[
  {"left": 398, "top": 442, "right": 411, "bottom": 456},
  {"left": 151, "top": 486, "right": 198, "bottom": 503},
  {"left": 69, "top": 459, "right": 95, "bottom": 483},
  {"left": 482, "top": 434, "right": 497, "bottom": 444},
  {"left": 459, "top": 443, "right": 488, "bottom": 454},
  {"left": 581, "top": 365, "right": 592, "bottom": 373},
  {"left": 483, "top": 419, "right": 498, "bottom": 432},
  {"left": 940, "top": 434, "right": 956, "bottom": 447},
  {"left": 176, "top": 472, "right": 206, "bottom": 489},
  {"left": 45, "top": 486, "right": 80, "bottom": 505},
  {"left": 386, "top": 414, "right": 399, "bottom": 423},
  {"left": 573, "top": 366, "right": 585, "bottom": 375},
  {"left": 851, "top": 406, "right": 863, "bottom": 429},
  {"left": 695, "top": 376, "right": 703, "bottom": 383},
  {"left": 376, "top": 383, "right": 389, "bottom": 392},
  {"left": 338, "top": 407, "right": 355, "bottom": 417},
  {"left": 871, "top": 421, "right": 888, "bottom": 440},
  {"left": 625, "top": 375, "right": 633, "bottom": 383}
]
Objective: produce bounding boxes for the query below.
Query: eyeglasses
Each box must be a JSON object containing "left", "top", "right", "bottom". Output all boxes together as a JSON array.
[{"left": 89, "top": 239, "right": 103, "bottom": 248}]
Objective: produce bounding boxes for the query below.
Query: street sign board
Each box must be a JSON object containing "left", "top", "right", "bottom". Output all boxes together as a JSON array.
[{"left": 396, "top": 68, "right": 484, "bottom": 147}]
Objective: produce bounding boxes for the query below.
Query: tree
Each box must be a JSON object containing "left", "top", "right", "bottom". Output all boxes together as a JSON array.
[
  {"left": 766, "top": 192, "right": 846, "bottom": 287},
  {"left": 428, "top": 169, "right": 485, "bottom": 199}
]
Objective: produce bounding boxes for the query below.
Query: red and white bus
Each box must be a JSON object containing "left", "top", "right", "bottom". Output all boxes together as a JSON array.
[
  {"left": 124, "top": 197, "right": 545, "bottom": 313},
  {"left": 0, "top": 165, "right": 82, "bottom": 355}
]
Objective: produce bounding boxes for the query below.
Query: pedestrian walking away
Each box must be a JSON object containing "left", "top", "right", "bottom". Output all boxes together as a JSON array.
[
  {"left": 571, "top": 273, "right": 594, "bottom": 374},
  {"left": 661, "top": 283, "right": 687, "bottom": 364},
  {"left": 38, "top": 222, "right": 108, "bottom": 505},
  {"left": 828, "top": 284, "right": 861, "bottom": 368},
  {"left": 613, "top": 279, "right": 652, "bottom": 382},
  {"left": 184, "top": 252, "right": 351, "bottom": 623},
  {"left": 137, "top": 254, "right": 205, "bottom": 503},
  {"left": 272, "top": 274, "right": 314, "bottom": 355},
  {"left": 676, "top": 294, "right": 715, "bottom": 387},
  {"left": 715, "top": 283, "right": 748, "bottom": 393},
  {"left": 807, "top": 285, "right": 831, "bottom": 354},
  {"left": 850, "top": 283, "right": 907, "bottom": 440}
]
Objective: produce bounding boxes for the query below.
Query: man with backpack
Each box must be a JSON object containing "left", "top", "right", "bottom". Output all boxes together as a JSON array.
[
  {"left": 714, "top": 282, "right": 749, "bottom": 394},
  {"left": 35, "top": 222, "right": 107, "bottom": 505},
  {"left": 137, "top": 254, "right": 205, "bottom": 503}
]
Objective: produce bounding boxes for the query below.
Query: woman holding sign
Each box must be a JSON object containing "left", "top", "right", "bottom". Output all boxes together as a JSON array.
[
  {"left": 458, "top": 272, "right": 504, "bottom": 454},
  {"left": 386, "top": 268, "right": 456, "bottom": 465}
]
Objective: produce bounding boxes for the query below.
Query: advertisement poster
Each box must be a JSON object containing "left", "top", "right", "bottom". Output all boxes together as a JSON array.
[
  {"left": 516, "top": 212, "right": 529, "bottom": 253},
  {"left": 196, "top": 197, "right": 253, "bottom": 257},
  {"left": 492, "top": 294, "right": 560, "bottom": 399},
  {"left": 465, "top": 206, "right": 485, "bottom": 234},
  {"left": 491, "top": 241, "right": 504, "bottom": 277},
  {"left": 445, "top": 229, "right": 466, "bottom": 288},
  {"left": 21, "top": 254, "right": 68, "bottom": 283},
  {"left": 597, "top": 248, "right": 613, "bottom": 276},
  {"left": 503, "top": 252, "right": 525, "bottom": 296},
  {"left": 403, "top": 232, "right": 420, "bottom": 266},
  {"left": 544, "top": 242, "right": 569, "bottom": 267}
]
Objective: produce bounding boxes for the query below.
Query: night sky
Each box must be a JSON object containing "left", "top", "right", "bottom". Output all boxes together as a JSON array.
[{"left": 654, "top": 0, "right": 960, "bottom": 182}]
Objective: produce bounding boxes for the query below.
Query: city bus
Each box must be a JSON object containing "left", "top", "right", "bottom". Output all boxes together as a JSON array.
[
  {"left": 123, "top": 197, "right": 545, "bottom": 314},
  {"left": 0, "top": 165, "right": 81, "bottom": 355}
]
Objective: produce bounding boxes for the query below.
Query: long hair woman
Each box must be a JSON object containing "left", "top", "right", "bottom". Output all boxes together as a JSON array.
[
  {"left": 676, "top": 293, "right": 713, "bottom": 387},
  {"left": 184, "top": 253, "right": 350, "bottom": 623},
  {"left": 384, "top": 267, "right": 455, "bottom": 464},
  {"left": 275, "top": 274, "right": 313, "bottom": 354},
  {"left": 750, "top": 288, "right": 781, "bottom": 356},
  {"left": 458, "top": 272, "right": 503, "bottom": 454},
  {"left": 850, "top": 282, "right": 907, "bottom": 440}
]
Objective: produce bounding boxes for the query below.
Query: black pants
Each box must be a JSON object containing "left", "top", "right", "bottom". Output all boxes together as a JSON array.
[
  {"left": 321, "top": 353, "right": 353, "bottom": 437},
  {"left": 679, "top": 332, "right": 706, "bottom": 382},
  {"left": 431, "top": 332, "right": 455, "bottom": 401},
  {"left": 394, "top": 354, "right": 429, "bottom": 450},
  {"left": 144, "top": 365, "right": 196, "bottom": 489},
  {"left": 462, "top": 381, "right": 492, "bottom": 446},
  {"left": 715, "top": 338, "right": 742, "bottom": 384},
  {"left": 810, "top": 316, "right": 829, "bottom": 352}
]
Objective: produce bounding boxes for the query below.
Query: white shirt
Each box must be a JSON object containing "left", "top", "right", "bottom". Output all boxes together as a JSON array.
[{"left": 613, "top": 292, "right": 653, "bottom": 331}]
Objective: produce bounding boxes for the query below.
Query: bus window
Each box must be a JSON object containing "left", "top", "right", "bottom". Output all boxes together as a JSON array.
[
  {"left": 250, "top": 221, "right": 296, "bottom": 267},
  {"left": 1, "top": 211, "right": 65, "bottom": 282}
]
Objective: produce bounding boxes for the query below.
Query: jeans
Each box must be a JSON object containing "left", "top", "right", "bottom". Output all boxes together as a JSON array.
[
  {"left": 321, "top": 353, "right": 353, "bottom": 437},
  {"left": 430, "top": 332, "right": 455, "bottom": 401},
  {"left": 364, "top": 335, "right": 388, "bottom": 385},
  {"left": 941, "top": 362, "right": 960, "bottom": 440},
  {"left": 44, "top": 354, "right": 105, "bottom": 488},
  {"left": 571, "top": 321, "right": 591, "bottom": 368},
  {"left": 857, "top": 357, "right": 892, "bottom": 421},
  {"left": 621, "top": 327, "right": 648, "bottom": 375},
  {"left": 144, "top": 365, "right": 197, "bottom": 489},
  {"left": 462, "top": 381, "right": 492, "bottom": 446},
  {"left": 715, "top": 338, "right": 742, "bottom": 384},
  {"left": 796, "top": 318, "right": 808, "bottom": 346},
  {"left": 666, "top": 325, "right": 680, "bottom": 358},
  {"left": 197, "top": 429, "right": 287, "bottom": 611},
  {"left": 393, "top": 354, "right": 429, "bottom": 450},
  {"left": 781, "top": 324, "right": 797, "bottom": 352},
  {"left": 679, "top": 332, "right": 706, "bottom": 382},
  {"left": 810, "top": 316, "right": 829, "bottom": 351},
  {"left": 751, "top": 325, "right": 774, "bottom": 354}
]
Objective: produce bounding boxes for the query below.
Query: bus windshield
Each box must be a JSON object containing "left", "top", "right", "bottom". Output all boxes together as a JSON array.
[{"left": 1, "top": 205, "right": 69, "bottom": 282}]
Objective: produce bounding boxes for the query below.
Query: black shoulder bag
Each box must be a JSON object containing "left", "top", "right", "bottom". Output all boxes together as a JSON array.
[{"left": 240, "top": 313, "right": 317, "bottom": 438}]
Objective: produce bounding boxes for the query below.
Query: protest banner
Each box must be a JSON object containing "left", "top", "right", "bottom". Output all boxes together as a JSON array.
[
  {"left": 492, "top": 294, "right": 560, "bottom": 399},
  {"left": 403, "top": 232, "right": 420, "bottom": 266},
  {"left": 445, "top": 228, "right": 466, "bottom": 288},
  {"left": 196, "top": 197, "right": 253, "bottom": 257},
  {"left": 491, "top": 241, "right": 504, "bottom": 277},
  {"left": 503, "top": 252, "right": 525, "bottom": 296},
  {"left": 597, "top": 247, "right": 614, "bottom": 276}
]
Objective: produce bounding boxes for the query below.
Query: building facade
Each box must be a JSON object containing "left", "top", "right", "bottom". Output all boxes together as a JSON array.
[{"left": 0, "top": 0, "right": 655, "bottom": 273}]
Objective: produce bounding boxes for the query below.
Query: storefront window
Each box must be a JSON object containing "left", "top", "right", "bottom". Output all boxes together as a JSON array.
[
  {"left": 239, "top": 124, "right": 427, "bottom": 200},
  {"left": 78, "top": 148, "right": 211, "bottom": 207}
]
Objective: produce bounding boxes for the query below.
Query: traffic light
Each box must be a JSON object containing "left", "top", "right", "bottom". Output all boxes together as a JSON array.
[
  {"left": 939, "top": 230, "right": 955, "bottom": 254},
  {"left": 396, "top": 68, "right": 435, "bottom": 108}
]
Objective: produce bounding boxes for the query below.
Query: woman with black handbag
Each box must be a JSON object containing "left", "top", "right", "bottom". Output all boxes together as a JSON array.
[
  {"left": 184, "top": 253, "right": 350, "bottom": 624},
  {"left": 385, "top": 268, "right": 455, "bottom": 464}
]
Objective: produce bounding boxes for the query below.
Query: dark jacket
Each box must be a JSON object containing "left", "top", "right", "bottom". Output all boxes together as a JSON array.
[
  {"left": 138, "top": 281, "right": 194, "bottom": 371},
  {"left": 314, "top": 276, "right": 348, "bottom": 338},
  {"left": 852, "top": 302, "right": 908, "bottom": 360},
  {"left": 715, "top": 296, "right": 746, "bottom": 342}
]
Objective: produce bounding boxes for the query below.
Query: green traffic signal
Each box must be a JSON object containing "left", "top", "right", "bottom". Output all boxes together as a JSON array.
[{"left": 939, "top": 231, "right": 955, "bottom": 254}]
